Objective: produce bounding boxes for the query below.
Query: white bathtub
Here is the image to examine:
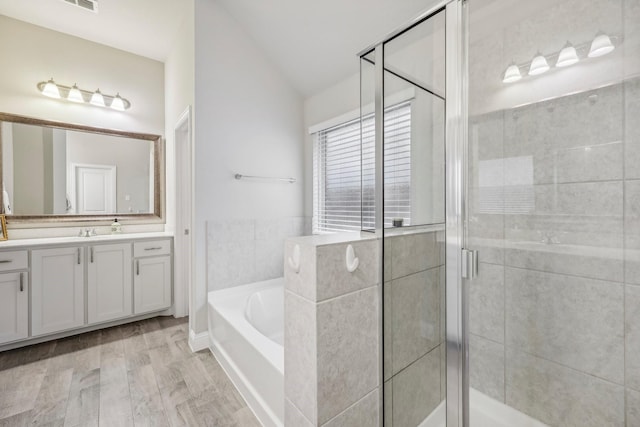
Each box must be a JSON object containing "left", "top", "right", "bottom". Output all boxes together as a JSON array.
[{"left": 208, "top": 278, "right": 284, "bottom": 427}]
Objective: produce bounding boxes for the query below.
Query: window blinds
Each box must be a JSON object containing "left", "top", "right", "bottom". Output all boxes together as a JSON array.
[{"left": 313, "top": 102, "right": 412, "bottom": 233}]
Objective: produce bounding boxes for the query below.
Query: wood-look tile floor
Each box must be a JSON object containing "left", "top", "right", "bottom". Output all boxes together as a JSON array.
[{"left": 0, "top": 317, "right": 261, "bottom": 427}]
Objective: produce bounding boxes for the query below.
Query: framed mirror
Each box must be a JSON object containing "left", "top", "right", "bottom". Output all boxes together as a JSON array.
[{"left": 0, "top": 112, "right": 164, "bottom": 226}]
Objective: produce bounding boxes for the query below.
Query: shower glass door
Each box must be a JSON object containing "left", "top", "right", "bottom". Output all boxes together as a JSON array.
[
  {"left": 466, "top": 0, "right": 636, "bottom": 426},
  {"left": 362, "top": 4, "right": 450, "bottom": 426}
]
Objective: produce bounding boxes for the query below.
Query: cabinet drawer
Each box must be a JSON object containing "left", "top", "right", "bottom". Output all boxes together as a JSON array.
[
  {"left": 134, "top": 239, "right": 171, "bottom": 257},
  {"left": 0, "top": 251, "right": 28, "bottom": 272}
]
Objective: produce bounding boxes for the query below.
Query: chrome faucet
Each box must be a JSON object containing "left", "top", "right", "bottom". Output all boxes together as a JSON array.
[{"left": 78, "top": 228, "right": 97, "bottom": 237}]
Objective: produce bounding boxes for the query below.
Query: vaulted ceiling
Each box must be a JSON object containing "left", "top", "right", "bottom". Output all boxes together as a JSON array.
[{"left": 214, "top": 0, "right": 438, "bottom": 96}]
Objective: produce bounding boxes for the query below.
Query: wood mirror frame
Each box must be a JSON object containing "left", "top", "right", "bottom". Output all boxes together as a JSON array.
[{"left": 0, "top": 112, "right": 164, "bottom": 227}]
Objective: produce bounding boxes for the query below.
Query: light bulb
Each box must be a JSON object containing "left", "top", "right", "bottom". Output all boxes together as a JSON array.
[
  {"left": 110, "top": 93, "right": 125, "bottom": 111},
  {"left": 42, "top": 79, "right": 60, "bottom": 99},
  {"left": 529, "top": 53, "right": 550, "bottom": 76},
  {"left": 503, "top": 63, "right": 522, "bottom": 83},
  {"left": 90, "top": 89, "right": 105, "bottom": 107},
  {"left": 67, "top": 84, "right": 84, "bottom": 103},
  {"left": 556, "top": 42, "right": 579, "bottom": 67},
  {"left": 588, "top": 33, "right": 615, "bottom": 58}
]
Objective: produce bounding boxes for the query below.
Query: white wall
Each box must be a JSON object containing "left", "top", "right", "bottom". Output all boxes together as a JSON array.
[
  {"left": 192, "top": 0, "right": 304, "bottom": 334},
  {"left": 164, "top": 0, "right": 195, "bottom": 235}
]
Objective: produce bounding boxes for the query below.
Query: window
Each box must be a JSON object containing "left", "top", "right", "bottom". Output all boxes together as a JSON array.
[{"left": 312, "top": 101, "right": 412, "bottom": 233}]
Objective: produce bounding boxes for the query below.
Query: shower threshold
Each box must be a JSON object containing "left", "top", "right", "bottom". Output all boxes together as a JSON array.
[{"left": 421, "top": 388, "right": 549, "bottom": 427}]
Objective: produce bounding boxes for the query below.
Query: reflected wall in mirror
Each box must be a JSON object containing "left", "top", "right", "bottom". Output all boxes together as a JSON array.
[{"left": 0, "top": 113, "right": 163, "bottom": 224}]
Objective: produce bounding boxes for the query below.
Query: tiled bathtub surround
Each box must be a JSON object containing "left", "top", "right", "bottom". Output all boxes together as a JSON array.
[
  {"left": 284, "top": 232, "right": 380, "bottom": 426},
  {"left": 206, "top": 217, "right": 311, "bottom": 291},
  {"left": 384, "top": 227, "right": 445, "bottom": 427},
  {"left": 467, "top": 76, "right": 640, "bottom": 426}
]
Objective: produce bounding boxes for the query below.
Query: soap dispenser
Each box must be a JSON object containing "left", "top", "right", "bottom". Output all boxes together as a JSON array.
[{"left": 111, "top": 218, "right": 122, "bottom": 234}]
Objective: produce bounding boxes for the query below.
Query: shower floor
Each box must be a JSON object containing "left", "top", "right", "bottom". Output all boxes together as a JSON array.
[{"left": 421, "top": 388, "right": 549, "bottom": 427}]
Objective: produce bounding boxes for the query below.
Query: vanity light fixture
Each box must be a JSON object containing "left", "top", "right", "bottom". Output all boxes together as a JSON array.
[
  {"left": 528, "top": 53, "right": 550, "bottom": 76},
  {"left": 37, "top": 80, "right": 131, "bottom": 110},
  {"left": 67, "top": 84, "right": 84, "bottom": 103},
  {"left": 502, "top": 33, "right": 618, "bottom": 84},
  {"left": 502, "top": 63, "right": 522, "bottom": 83},
  {"left": 588, "top": 32, "right": 615, "bottom": 58},
  {"left": 90, "top": 89, "right": 105, "bottom": 107},
  {"left": 110, "top": 93, "right": 125, "bottom": 111},
  {"left": 556, "top": 42, "right": 579, "bottom": 67},
  {"left": 41, "top": 78, "right": 61, "bottom": 99}
]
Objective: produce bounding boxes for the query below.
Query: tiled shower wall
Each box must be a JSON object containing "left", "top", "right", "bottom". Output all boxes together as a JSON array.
[
  {"left": 383, "top": 228, "right": 445, "bottom": 427},
  {"left": 468, "top": 78, "right": 640, "bottom": 427},
  {"left": 207, "top": 217, "right": 311, "bottom": 291}
]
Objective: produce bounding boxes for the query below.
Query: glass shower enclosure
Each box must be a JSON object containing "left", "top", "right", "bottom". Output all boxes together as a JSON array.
[
  {"left": 361, "top": 4, "right": 452, "bottom": 426},
  {"left": 361, "top": 0, "right": 638, "bottom": 426}
]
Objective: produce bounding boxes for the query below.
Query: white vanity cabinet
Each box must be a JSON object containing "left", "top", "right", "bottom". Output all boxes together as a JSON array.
[
  {"left": 133, "top": 240, "right": 172, "bottom": 314},
  {"left": 0, "top": 233, "right": 174, "bottom": 350},
  {"left": 87, "top": 243, "right": 133, "bottom": 324},
  {"left": 0, "top": 251, "right": 29, "bottom": 344},
  {"left": 31, "top": 247, "right": 85, "bottom": 336}
]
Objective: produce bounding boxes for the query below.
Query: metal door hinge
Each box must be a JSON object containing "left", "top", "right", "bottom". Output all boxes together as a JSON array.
[{"left": 462, "top": 249, "right": 479, "bottom": 280}]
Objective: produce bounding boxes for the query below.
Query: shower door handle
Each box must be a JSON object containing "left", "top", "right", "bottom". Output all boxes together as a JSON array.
[{"left": 462, "top": 249, "right": 479, "bottom": 280}]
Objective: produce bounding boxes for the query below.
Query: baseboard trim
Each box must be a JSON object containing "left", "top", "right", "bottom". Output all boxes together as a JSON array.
[{"left": 188, "top": 330, "right": 209, "bottom": 352}]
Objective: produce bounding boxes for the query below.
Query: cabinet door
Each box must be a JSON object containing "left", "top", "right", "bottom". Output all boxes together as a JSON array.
[
  {"left": 0, "top": 272, "right": 28, "bottom": 344},
  {"left": 32, "top": 247, "right": 85, "bottom": 336},
  {"left": 88, "top": 243, "right": 132, "bottom": 324},
  {"left": 134, "top": 256, "right": 172, "bottom": 314}
]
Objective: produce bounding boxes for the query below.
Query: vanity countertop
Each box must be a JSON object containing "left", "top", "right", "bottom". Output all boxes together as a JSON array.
[{"left": 0, "top": 231, "right": 174, "bottom": 249}]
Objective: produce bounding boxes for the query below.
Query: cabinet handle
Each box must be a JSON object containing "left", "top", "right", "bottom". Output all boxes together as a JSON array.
[
  {"left": 136, "top": 260, "right": 140, "bottom": 276},
  {"left": 19, "top": 272, "right": 23, "bottom": 292},
  {"left": 0, "top": 260, "right": 12, "bottom": 264},
  {"left": 90, "top": 247, "right": 94, "bottom": 263},
  {"left": 77, "top": 248, "right": 81, "bottom": 264},
  {"left": 144, "top": 247, "right": 162, "bottom": 251}
]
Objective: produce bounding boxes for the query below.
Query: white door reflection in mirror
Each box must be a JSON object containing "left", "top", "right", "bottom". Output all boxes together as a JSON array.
[{"left": 73, "top": 164, "right": 116, "bottom": 214}]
